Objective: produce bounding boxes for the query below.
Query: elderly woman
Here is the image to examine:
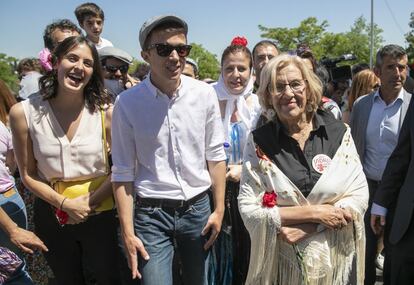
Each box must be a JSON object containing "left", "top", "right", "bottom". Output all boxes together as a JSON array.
[{"left": 238, "top": 54, "right": 368, "bottom": 285}]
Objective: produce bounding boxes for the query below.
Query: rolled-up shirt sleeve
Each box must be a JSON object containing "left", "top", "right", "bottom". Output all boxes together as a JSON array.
[
  {"left": 371, "top": 203, "right": 388, "bottom": 216},
  {"left": 205, "top": 87, "right": 226, "bottom": 161},
  {"left": 111, "top": 98, "right": 137, "bottom": 182}
]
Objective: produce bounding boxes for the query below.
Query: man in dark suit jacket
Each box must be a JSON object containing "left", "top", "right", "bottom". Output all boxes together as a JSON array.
[
  {"left": 371, "top": 95, "right": 414, "bottom": 285},
  {"left": 350, "top": 44, "right": 411, "bottom": 285}
]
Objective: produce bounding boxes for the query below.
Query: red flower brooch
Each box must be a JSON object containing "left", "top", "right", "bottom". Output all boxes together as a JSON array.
[
  {"left": 262, "top": 191, "right": 277, "bottom": 208},
  {"left": 231, "top": 36, "right": 248, "bottom": 47}
]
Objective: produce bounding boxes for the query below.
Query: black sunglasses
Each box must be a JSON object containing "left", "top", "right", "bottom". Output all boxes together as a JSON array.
[
  {"left": 104, "top": 65, "right": 129, "bottom": 73},
  {"left": 147, "top": 43, "right": 192, "bottom": 57}
]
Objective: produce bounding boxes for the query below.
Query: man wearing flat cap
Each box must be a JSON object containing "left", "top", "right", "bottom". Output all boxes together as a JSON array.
[
  {"left": 111, "top": 15, "right": 226, "bottom": 284},
  {"left": 99, "top": 46, "right": 139, "bottom": 100}
]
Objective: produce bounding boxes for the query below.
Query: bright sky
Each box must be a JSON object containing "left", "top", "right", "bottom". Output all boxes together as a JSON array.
[{"left": 0, "top": 0, "right": 412, "bottom": 61}]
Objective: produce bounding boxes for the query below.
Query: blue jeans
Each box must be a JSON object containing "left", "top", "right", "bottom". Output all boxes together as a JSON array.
[
  {"left": 135, "top": 193, "right": 211, "bottom": 285},
  {"left": 0, "top": 187, "right": 32, "bottom": 285}
]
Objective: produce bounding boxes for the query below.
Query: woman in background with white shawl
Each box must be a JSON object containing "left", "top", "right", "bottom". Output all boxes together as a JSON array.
[
  {"left": 238, "top": 54, "right": 368, "bottom": 285},
  {"left": 210, "top": 36, "right": 261, "bottom": 285}
]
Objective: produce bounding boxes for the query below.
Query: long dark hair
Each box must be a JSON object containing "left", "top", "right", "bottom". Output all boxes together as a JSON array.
[{"left": 39, "top": 36, "right": 110, "bottom": 112}]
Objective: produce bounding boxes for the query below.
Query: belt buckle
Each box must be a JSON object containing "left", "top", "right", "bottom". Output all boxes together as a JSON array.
[{"left": 177, "top": 200, "right": 185, "bottom": 208}]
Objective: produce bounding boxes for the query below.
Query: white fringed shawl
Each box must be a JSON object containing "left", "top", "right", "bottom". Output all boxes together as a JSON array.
[{"left": 238, "top": 127, "right": 368, "bottom": 285}]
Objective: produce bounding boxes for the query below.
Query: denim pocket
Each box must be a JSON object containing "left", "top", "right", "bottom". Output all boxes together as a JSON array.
[{"left": 188, "top": 195, "right": 210, "bottom": 214}]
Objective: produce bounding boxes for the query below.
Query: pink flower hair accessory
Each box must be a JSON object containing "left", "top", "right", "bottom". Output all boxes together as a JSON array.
[
  {"left": 231, "top": 36, "right": 248, "bottom": 47},
  {"left": 39, "top": 48, "right": 53, "bottom": 72}
]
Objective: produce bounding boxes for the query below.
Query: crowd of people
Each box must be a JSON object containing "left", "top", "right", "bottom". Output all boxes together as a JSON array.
[{"left": 1, "top": 2, "right": 414, "bottom": 285}]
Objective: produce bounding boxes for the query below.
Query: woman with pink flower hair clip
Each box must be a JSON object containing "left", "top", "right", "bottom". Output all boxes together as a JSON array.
[
  {"left": 9, "top": 36, "right": 123, "bottom": 285},
  {"left": 210, "top": 36, "right": 261, "bottom": 285}
]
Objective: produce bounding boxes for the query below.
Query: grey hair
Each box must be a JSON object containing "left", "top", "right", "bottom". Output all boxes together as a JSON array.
[{"left": 375, "top": 44, "right": 407, "bottom": 68}]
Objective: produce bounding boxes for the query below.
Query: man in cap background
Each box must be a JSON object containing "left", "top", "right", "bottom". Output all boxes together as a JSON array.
[
  {"left": 111, "top": 14, "right": 226, "bottom": 284},
  {"left": 99, "top": 46, "right": 139, "bottom": 100}
]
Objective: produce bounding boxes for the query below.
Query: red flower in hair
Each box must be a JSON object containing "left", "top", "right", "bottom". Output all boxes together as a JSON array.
[
  {"left": 262, "top": 191, "right": 277, "bottom": 208},
  {"left": 231, "top": 36, "right": 248, "bottom": 47}
]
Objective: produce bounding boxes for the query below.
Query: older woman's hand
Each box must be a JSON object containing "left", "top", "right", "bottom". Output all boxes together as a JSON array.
[
  {"left": 314, "top": 204, "right": 352, "bottom": 230},
  {"left": 279, "top": 223, "right": 317, "bottom": 244}
]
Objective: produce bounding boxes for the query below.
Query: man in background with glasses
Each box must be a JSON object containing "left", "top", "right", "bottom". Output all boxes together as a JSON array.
[
  {"left": 99, "top": 46, "right": 139, "bottom": 100},
  {"left": 111, "top": 15, "right": 226, "bottom": 285}
]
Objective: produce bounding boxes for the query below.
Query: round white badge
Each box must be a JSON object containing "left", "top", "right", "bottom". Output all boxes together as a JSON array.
[{"left": 312, "top": 154, "right": 332, "bottom": 174}]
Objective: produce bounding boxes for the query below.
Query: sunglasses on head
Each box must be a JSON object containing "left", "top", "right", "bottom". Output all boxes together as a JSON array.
[
  {"left": 104, "top": 65, "right": 129, "bottom": 73},
  {"left": 147, "top": 43, "right": 192, "bottom": 57}
]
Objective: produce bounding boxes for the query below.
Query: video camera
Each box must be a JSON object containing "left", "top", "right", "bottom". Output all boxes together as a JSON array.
[{"left": 319, "top": 54, "right": 357, "bottom": 82}]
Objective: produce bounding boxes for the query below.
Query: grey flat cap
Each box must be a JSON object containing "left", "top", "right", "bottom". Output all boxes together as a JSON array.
[
  {"left": 139, "top": 15, "right": 188, "bottom": 50},
  {"left": 99, "top": 46, "right": 133, "bottom": 64}
]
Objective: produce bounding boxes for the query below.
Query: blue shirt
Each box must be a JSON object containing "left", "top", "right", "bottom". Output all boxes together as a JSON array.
[{"left": 363, "top": 89, "right": 405, "bottom": 181}]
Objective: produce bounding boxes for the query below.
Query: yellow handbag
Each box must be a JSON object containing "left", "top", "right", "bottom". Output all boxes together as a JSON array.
[{"left": 52, "top": 109, "right": 114, "bottom": 212}]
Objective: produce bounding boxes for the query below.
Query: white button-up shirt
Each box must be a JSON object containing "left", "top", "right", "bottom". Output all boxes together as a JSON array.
[
  {"left": 111, "top": 75, "right": 226, "bottom": 200},
  {"left": 364, "top": 89, "right": 405, "bottom": 181}
]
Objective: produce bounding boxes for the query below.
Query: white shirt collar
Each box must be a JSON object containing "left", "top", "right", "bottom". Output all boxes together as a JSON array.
[{"left": 144, "top": 73, "right": 184, "bottom": 99}]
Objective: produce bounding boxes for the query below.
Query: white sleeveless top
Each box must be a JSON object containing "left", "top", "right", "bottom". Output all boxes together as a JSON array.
[{"left": 22, "top": 93, "right": 106, "bottom": 182}]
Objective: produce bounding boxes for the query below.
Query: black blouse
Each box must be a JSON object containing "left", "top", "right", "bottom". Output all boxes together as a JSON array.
[{"left": 252, "top": 109, "right": 346, "bottom": 197}]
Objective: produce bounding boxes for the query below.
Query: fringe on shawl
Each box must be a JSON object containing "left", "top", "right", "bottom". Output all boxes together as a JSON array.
[{"left": 245, "top": 210, "right": 365, "bottom": 285}]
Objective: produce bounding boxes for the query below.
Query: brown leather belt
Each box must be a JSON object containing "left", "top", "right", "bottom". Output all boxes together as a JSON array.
[
  {"left": 1, "top": 187, "right": 16, "bottom": 198},
  {"left": 138, "top": 191, "right": 208, "bottom": 209}
]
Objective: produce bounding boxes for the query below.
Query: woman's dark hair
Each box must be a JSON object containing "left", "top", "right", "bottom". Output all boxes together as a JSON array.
[
  {"left": 39, "top": 36, "right": 110, "bottom": 112},
  {"left": 221, "top": 45, "right": 253, "bottom": 69}
]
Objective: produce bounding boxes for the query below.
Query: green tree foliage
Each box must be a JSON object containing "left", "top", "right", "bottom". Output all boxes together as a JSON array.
[
  {"left": 128, "top": 58, "right": 146, "bottom": 74},
  {"left": 0, "top": 53, "right": 19, "bottom": 93},
  {"left": 258, "top": 16, "right": 383, "bottom": 65},
  {"left": 188, "top": 43, "right": 220, "bottom": 80},
  {"left": 259, "top": 17, "right": 329, "bottom": 51},
  {"left": 406, "top": 12, "right": 414, "bottom": 65}
]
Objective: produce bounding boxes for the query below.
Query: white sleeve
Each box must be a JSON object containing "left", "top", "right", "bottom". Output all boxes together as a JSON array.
[
  {"left": 111, "top": 99, "right": 137, "bottom": 182},
  {"left": 205, "top": 87, "right": 226, "bottom": 161}
]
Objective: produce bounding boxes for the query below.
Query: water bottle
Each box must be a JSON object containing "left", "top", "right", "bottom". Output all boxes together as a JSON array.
[
  {"left": 223, "top": 142, "right": 231, "bottom": 166},
  {"left": 229, "top": 123, "right": 243, "bottom": 165}
]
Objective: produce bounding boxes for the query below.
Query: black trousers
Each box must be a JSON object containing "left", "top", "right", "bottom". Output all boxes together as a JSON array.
[
  {"left": 364, "top": 179, "right": 381, "bottom": 285},
  {"left": 227, "top": 181, "right": 250, "bottom": 285},
  {"left": 383, "top": 209, "right": 414, "bottom": 285},
  {"left": 33, "top": 198, "right": 124, "bottom": 285}
]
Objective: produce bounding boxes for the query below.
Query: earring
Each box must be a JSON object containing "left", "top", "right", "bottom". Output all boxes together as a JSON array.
[{"left": 266, "top": 108, "right": 276, "bottom": 119}]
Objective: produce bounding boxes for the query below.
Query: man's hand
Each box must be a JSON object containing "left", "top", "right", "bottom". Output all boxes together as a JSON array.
[
  {"left": 279, "top": 223, "right": 317, "bottom": 244},
  {"left": 8, "top": 227, "right": 48, "bottom": 254},
  {"left": 122, "top": 233, "right": 150, "bottom": 279},
  {"left": 371, "top": 214, "right": 386, "bottom": 236},
  {"left": 201, "top": 210, "right": 224, "bottom": 250}
]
